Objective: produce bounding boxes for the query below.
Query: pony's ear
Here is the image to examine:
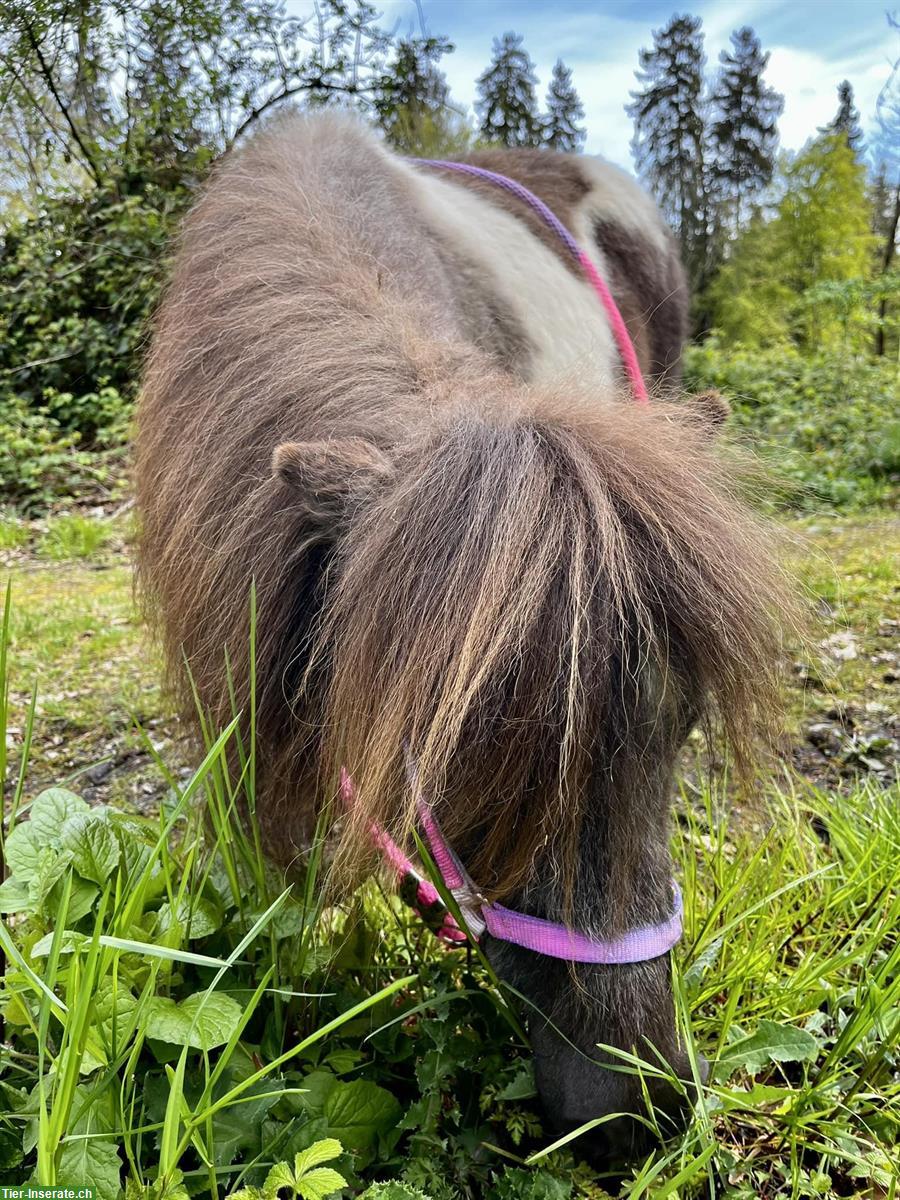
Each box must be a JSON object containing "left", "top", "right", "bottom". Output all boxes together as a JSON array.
[
  {"left": 271, "top": 437, "right": 392, "bottom": 521},
  {"left": 687, "top": 389, "right": 730, "bottom": 436}
]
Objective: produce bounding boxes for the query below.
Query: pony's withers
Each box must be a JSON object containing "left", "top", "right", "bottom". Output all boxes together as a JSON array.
[{"left": 136, "top": 112, "right": 787, "bottom": 1157}]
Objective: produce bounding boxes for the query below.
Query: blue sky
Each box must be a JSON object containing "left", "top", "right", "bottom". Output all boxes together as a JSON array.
[{"left": 360, "top": 0, "right": 897, "bottom": 167}]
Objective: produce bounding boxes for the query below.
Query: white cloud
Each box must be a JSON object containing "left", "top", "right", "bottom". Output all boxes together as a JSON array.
[{"left": 767, "top": 44, "right": 892, "bottom": 153}]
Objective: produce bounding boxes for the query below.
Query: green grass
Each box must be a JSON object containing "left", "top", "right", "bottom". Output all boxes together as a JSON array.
[
  {"left": 0, "top": 516, "right": 29, "bottom": 553},
  {"left": 36, "top": 513, "right": 116, "bottom": 561},
  {"left": 1, "top": 514, "right": 898, "bottom": 1198}
]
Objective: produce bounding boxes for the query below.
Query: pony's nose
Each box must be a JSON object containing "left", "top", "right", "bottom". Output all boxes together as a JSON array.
[{"left": 531, "top": 1021, "right": 706, "bottom": 1163}]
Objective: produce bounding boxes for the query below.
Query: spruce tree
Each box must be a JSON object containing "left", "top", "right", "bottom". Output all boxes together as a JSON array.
[
  {"left": 543, "top": 59, "right": 586, "bottom": 151},
  {"left": 475, "top": 32, "right": 541, "bottom": 147},
  {"left": 709, "top": 27, "right": 783, "bottom": 228},
  {"left": 627, "top": 14, "right": 709, "bottom": 289},
  {"left": 821, "top": 80, "right": 864, "bottom": 154},
  {"left": 373, "top": 36, "right": 452, "bottom": 152}
]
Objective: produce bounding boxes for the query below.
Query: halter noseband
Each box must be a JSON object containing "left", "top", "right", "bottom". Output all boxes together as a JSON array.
[
  {"left": 341, "top": 765, "right": 682, "bottom": 964},
  {"left": 343, "top": 160, "right": 680, "bottom": 963}
]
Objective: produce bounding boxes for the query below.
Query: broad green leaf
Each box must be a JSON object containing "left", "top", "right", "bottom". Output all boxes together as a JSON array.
[
  {"left": 0, "top": 1124, "right": 23, "bottom": 1170},
  {"left": 4, "top": 823, "right": 42, "bottom": 881},
  {"left": 719, "top": 1019, "right": 820, "bottom": 1075},
  {"left": 296, "top": 1167, "right": 347, "bottom": 1200},
  {"left": 47, "top": 873, "right": 98, "bottom": 923},
  {"left": 62, "top": 812, "right": 121, "bottom": 884},
  {"left": 28, "top": 787, "right": 89, "bottom": 846},
  {"left": 92, "top": 981, "right": 139, "bottom": 1055},
  {"left": 496, "top": 1063, "right": 537, "bottom": 1102},
  {"left": 157, "top": 896, "right": 221, "bottom": 940},
  {"left": 492, "top": 1167, "right": 572, "bottom": 1199},
  {"left": 264, "top": 1161, "right": 295, "bottom": 1193},
  {"left": 57, "top": 1136, "right": 121, "bottom": 1200},
  {"left": 322, "top": 1048, "right": 362, "bottom": 1076},
  {"left": 715, "top": 1083, "right": 798, "bottom": 1114},
  {"left": 145, "top": 991, "right": 243, "bottom": 1051},
  {"left": 293, "top": 1137, "right": 343, "bottom": 1175},
  {"left": 245, "top": 898, "right": 307, "bottom": 940},
  {"left": 322, "top": 1080, "right": 401, "bottom": 1152},
  {"left": 26, "top": 846, "right": 67, "bottom": 907},
  {"left": 0, "top": 876, "right": 32, "bottom": 913},
  {"left": 208, "top": 1080, "right": 285, "bottom": 1166},
  {"left": 30, "top": 929, "right": 89, "bottom": 957},
  {"left": 286, "top": 1071, "right": 338, "bottom": 1116}
]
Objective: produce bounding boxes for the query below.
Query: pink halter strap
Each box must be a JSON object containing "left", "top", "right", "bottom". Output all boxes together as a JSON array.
[
  {"left": 413, "top": 158, "right": 650, "bottom": 405},
  {"left": 341, "top": 762, "right": 683, "bottom": 965}
]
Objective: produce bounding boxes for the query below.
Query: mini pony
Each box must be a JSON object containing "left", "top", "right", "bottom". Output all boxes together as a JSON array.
[{"left": 135, "top": 112, "right": 783, "bottom": 1158}]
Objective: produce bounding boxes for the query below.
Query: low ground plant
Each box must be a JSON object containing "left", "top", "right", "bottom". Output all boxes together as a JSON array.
[
  {"left": 1, "top": 582, "right": 898, "bottom": 1198},
  {"left": 684, "top": 342, "right": 900, "bottom": 511}
]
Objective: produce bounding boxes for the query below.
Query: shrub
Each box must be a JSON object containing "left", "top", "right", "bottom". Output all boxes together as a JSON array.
[
  {"left": 0, "top": 183, "right": 188, "bottom": 507},
  {"left": 684, "top": 340, "right": 900, "bottom": 510}
]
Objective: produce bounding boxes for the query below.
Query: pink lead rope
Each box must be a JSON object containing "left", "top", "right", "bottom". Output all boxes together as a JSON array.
[
  {"left": 413, "top": 158, "right": 650, "bottom": 405},
  {"left": 340, "top": 161, "right": 680, "bottom": 963}
]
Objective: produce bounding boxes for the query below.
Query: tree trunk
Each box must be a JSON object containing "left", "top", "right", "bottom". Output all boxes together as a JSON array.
[{"left": 875, "top": 179, "right": 900, "bottom": 357}]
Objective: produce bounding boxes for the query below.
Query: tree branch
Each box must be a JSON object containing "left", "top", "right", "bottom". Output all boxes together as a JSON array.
[
  {"left": 21, "top": 15, "right": 105, "bottom": 188},
  {"left": 229, "top": 77, "right": 373, "bottom": 146}
]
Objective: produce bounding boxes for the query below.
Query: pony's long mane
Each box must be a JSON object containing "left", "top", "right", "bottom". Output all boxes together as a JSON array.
[{"left": 135, "top": 113, "right": 786, "bottom": 905}]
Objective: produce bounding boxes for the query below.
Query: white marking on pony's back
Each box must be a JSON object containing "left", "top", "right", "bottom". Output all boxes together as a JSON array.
[
  {"left": 401, "top": 163, "right": 618, "bottom": 391},
  {"left": 570, "top": 156, "right": 670, "bottom": 256}
]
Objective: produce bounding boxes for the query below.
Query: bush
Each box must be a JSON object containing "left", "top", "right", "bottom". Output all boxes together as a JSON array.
[
  {"left": 685, "top": 340, "right": 900, "bottom": 510},
  {"left": 0, "top": 183, "right": 189, "bottom": 507}
]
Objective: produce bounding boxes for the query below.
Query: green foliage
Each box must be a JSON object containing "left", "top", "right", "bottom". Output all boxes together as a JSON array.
[
  {"left": 685, "top": 340, "right": 900, "bottom": 509},
  {"left": 2, "top": 532, "right": 900, "bottom": 1197},
  {"left": 709, "top": 137, "right": 878, "bottom": 348},
  {"left": 0, "top": 183, "right": 183, "bottom": 507},
  {"left": 37, "top": 513, "right": 114, "bottom": 561}
]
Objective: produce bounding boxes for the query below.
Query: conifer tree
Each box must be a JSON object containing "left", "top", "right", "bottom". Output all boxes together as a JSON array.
[
  {"left": 543, "top": 59, "right": 586, "bottom": 152},
  {"left": 709, "top": 27, "right": 783, "bottom": 227},
  {"left": 627, "top": 14, "right": 709, "bottom": 289},
  {"left": 373, "top": 36, "right": 452, "bottom": 152},
  {"left": 475, "top": 32, "right": 541, "bottom": 147},
  {"left": 821, "top": 80, "right": 864, "bottom": 154}
]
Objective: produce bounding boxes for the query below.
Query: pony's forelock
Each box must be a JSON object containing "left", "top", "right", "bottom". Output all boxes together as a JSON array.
[{"left": 311, "top": 390, "right": 787, "bottom": 905}]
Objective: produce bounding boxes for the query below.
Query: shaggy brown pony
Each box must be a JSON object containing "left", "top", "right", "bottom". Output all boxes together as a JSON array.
[{"left": 136, "top": 112, "right": 783, "bottom": 1158}]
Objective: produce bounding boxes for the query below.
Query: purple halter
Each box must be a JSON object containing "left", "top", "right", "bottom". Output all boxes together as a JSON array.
[
  {"left": 342, "top": 161, "right": 679, "bottom": 963},
  {"left": 341, "top": 765, "right": 682, "bottom": 965}
]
